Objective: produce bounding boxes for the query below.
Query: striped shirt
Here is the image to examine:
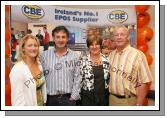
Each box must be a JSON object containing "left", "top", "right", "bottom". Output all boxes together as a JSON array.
[
  {"left": 40, "top": 48, "right": 81, "bottom": 100},
  {"left": 109, "top": 45, "right": 152, "bottom": 96}
]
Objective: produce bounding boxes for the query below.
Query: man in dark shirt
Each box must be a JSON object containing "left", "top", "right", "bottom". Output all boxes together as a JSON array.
[
  {"left": 11, "top": 28, "right": 17, "bottom": 62},
  {"left": 36, "top": 29, "right": 44, "bottom": 46}
]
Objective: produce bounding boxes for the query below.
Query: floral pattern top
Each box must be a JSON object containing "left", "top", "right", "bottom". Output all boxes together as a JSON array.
[
  {"left": 35, "top": 72, "right": 46, "bottom": 106},
  {"left": 80, "top": 54, "right": 110, "bottom": 91}
]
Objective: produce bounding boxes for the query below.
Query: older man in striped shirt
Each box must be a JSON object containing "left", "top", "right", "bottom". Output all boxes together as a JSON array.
[
  {"left": 109, "top": 25, "right": 152, "bottom": 106},
  {"left": 40, "top": 26, "right": 81, "bottom": 106}
]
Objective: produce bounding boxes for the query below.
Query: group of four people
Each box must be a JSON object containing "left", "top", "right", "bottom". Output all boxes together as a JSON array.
[{"left": 9, "top": 25, "right": 152, "bottom": 106}]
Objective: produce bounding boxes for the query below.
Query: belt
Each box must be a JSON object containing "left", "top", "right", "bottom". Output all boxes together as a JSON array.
[
  {"left": 47, "top": 93, "right": 71, "bottom": 98},
  {"left": 111, "top": 93, "right": 131, "bottom": 99}
]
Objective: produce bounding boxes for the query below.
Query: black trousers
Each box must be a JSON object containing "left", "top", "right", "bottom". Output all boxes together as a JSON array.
[
  {"left": 46, "top": 94, "right": 76, "bottom": 106},
  {"left": 43, "top": 44, "right": 49, "bottom": 51},
  {"left": 80, "top": 89, "right": 109, "bottom": 106},
  {"left": 11, "top": 51, "right": 16, "bottom": 62}
]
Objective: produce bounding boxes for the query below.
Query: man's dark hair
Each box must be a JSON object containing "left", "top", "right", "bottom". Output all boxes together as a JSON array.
[
  {"left": 27, "top": 29, "right": 32, "bottom": 34},
  {"left": 43, "top": 26, "right": 47, "bottom": 30},
  {"left": 11, "top": 28, "right": 14, "bottom": 31},
  {"left": 52, "top": 26, "right": 69, "bottom": 38}
]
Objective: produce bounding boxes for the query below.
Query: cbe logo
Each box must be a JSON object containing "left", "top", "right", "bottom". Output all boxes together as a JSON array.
[
  {"left": 107, "top": 10, "right": 128, "bottom": 23},
  {"left": 22, "top": 5, "right": 45, "bottom": 19}
]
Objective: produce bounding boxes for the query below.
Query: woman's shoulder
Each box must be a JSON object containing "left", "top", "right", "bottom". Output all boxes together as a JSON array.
[
  {"left": 80, "top": 55, "right": 90, "bottom": 64},
  {"left": 9, "top": 61, "right": 27, "bottom": 79},
  {"left": 80, "top": 54, "right": 89, "bottom": 60},
  {"left": 101, "top": 54, "right": 109, "bottom": 62},
  {"left": 11, "top": 61, "right": 27, "bottom": 71}
]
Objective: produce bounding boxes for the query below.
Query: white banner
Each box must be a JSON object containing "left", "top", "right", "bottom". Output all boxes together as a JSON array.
[{"left": 11, "top": 5, "right": 137, "bottom": 28}]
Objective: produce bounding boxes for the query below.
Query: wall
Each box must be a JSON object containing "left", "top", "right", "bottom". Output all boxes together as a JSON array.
[
  {"left": 28, "top": 23, "right": 54, "bottom": 41},
  {"left": 147, "top": 6, "right": 155, "bottom": 90},
  {"left": 11, "top": 21, "right": 28, "bottom": 36}
]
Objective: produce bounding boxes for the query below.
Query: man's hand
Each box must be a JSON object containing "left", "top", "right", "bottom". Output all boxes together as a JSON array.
[
  {"left": 136, "top": 82, "right": 151, "bottom": 105},
  {"left": 69, "top": 97, "right": 75, "bottom": 101}
]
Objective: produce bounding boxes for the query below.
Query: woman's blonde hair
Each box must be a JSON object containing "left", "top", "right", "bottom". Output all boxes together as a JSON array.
[{"left": 17, "top": 34, "right": 40, "bottom": 62}]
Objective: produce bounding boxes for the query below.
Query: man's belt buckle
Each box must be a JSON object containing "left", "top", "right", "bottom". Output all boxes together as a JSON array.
[
  {"left": 125, "top": 94, "right": 131, "bottom": 98},
  {"left": 57, "top": 94, "right": 63, "bottom": 98}
]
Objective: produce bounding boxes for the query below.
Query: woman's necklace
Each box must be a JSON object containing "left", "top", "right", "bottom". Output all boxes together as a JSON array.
[{"left": 90, "top": 54, "right": 102, "bottom": 66}]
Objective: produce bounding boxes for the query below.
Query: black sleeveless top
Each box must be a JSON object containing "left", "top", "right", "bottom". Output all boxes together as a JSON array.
[
  {"left": 80, "top": 64, "right": 109, "bottom": 106},
  {"left": 92, "top": 65, "right": 106, "bottom": 106}
]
